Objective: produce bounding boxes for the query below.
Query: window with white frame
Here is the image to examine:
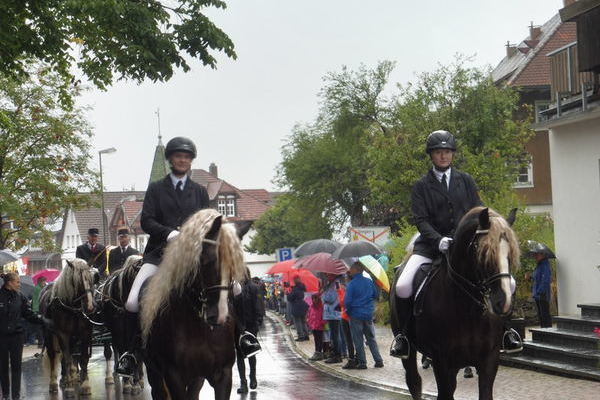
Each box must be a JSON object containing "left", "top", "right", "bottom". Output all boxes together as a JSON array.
[
  {"left": 217, "top": 198, "right": 227, "bottom": 215},
  {"left": 226, "top": 196, "right": 236, "bottom": 217},
  {"left": 534, "top": 100, "right": 551, "bottom": 123},
  {"left": 514, "top": 161, "right": 534, "bottom": 188}
]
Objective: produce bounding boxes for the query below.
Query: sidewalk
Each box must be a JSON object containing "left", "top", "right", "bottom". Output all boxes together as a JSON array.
[{"left": 269, "top": 312, "right": 600, "bottom": 400}]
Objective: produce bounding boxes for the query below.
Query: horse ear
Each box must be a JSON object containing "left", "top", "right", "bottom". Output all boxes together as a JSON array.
[
  {"left": 235, "top": 221, "right": 253, "bottom": 239},
  {"left": 207, "top": 215, "right": 223, "bottom": 238},
  {"left": 506, "top": 208, "right": 518, "bottom": 226},
  {"left": 479, "top": 208, "right": 491, "bottom": 230}
]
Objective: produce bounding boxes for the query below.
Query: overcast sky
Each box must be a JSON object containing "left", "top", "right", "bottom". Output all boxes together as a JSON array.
[{"left": 80, "top": 0, "right": 564, "bottom": 192}]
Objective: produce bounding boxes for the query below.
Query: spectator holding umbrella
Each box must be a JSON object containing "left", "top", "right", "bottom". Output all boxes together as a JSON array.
[
  {"left": 0, "top": 272, "right": 43, "bottom": 400},
  {"left": 321, "top": 274, "right": 343, "bottom": 364},
  {"left": 307, "top": 294, "right": 326, "bottom": 361},
  {"left": 288, "top": 276, "right": 309, "bottom": 341}
]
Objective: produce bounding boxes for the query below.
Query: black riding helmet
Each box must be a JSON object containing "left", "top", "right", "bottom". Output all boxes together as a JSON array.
[
  {"left": 425, "top": 130, "right": 457, "bottom": 154},
  {"left": 165, "top": 137, "right": 197, "bottom": 159}
]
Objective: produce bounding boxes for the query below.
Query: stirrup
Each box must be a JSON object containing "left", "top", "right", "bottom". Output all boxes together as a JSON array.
[
  {"left": 389, "top": 334, "right": 410, "bottom": 359},
  {"left": 239, "top": 331, "right": 262, "bottom": 358},
  {"left": 501, "top": 328, "right": 523, "bottom": 354},
  {"left": 116, "top": 352, "right": 137, "bottom": 377}
]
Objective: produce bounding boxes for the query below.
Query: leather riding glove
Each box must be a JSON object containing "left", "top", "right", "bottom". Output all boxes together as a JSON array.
[{"left": 438, "top": 237, "right": 453, "bottom": 252}]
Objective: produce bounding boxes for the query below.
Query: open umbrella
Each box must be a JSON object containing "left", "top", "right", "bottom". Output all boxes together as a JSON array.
[
  {"left": 19, "top": 275, "right": 35, "bottom": 299},
  {"left": 0, "top": 249, "right": 20, "bottom": 266},
  {"left": 282, "top": 270, "right": 320, "bottom": 293},
  {"left": 265, "top": 259, "right": 296, "bottom": 275},
  {"left": 294, "top": 252, "right": 348, "bottom": 275},
  {"left": 332, "top": 241, "right": 383, "bottom": 260},
  {"left": 294, "top": 239, "right": 341, "bottom": 257},
  {"left": 524, "top": 240, "right": 556, "bottom": 259},
  {"left": 358, "top": 255, "right": 390, "bottom": 293},
  {"left": 32, "top": 268, "right": 61, "bottom": 285}
]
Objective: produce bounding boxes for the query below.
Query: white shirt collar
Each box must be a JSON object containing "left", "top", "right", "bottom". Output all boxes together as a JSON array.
[
  {"left": 432, "top": 167, "right": 451, "bottom": 184},
  {"left": 169, "top": 173, "right": 188, "bottom": 189}
]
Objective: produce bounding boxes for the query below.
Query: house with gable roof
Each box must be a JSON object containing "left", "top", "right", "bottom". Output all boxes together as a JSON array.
[{"left": 491, "top": 2, "right": 578, "bottom": 215}]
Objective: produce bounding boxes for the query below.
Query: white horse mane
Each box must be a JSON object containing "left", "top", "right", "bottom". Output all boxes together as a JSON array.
[
  {"left": 51, "top": 258, "right": 93, "bottom": 301},
  {"left": 140, "top": 209, "right": 246, "bottom": 338}
]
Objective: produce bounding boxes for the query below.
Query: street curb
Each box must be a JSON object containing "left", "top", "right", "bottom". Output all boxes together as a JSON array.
[{"left": 266, "top": 311, "right": 435, "bottom": 399}]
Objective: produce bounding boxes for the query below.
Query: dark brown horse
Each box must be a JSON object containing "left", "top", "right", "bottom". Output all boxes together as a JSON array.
[
  {"left": 390, "top": 207, "right": 519, "bottom": 400},
  {"left": 140, "top": 209, "right": 250, "bottom": 400},
  {"left": 98, "top": 254, "right": 145, "bottom": 394},
  {"left": 39, "top": 258, "right": 98, "bottom": 397}
]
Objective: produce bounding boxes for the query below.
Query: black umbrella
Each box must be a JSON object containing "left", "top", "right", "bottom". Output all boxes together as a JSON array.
[
  {"left": 524, "top": 240, "right": 556, "bottom": 259},
  {"left": 332, "top": 241, "right": 384, "bottom": 260},
  {"left": 294, "top": 239, "right": 341, "bottom": 257}
]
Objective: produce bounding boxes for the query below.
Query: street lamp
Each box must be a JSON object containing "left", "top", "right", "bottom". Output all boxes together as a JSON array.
[{"left": 99, "top": 147, "right": 117, "bottom": 245}]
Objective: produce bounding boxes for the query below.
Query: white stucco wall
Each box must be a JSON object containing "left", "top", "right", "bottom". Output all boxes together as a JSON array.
[
  {"left": 548, "top": 116, "right": 600, "bottom": 315},
  {"left": 61, "top": 209, "right": 80, "bottom": 266}
]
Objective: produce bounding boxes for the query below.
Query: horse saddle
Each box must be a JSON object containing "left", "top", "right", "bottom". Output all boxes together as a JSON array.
[{"left": 412, "top": 257, "right": 442, "bottom": 317}]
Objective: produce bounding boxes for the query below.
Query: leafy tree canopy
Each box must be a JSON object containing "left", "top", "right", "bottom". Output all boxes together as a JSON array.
[
  {"left": 0, "top": 66, "right": 97, "bottom": 250},
  {"left": 0, "top": 0, "right": 236, "bottom": 96},
  {"left": 247, "top": 194, "right": 332, "bottom": 255}
]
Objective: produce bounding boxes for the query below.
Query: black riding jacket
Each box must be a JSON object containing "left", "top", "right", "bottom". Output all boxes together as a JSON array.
[
  {"left": 141, "top": 174, "right": 210, "bottom": 265},
  {"left": 0, "top": 287, "right": 42, "bottom": 335},
  {"left": 411, "top": 168, "right": 482, "bottom": 258},
  {"left": 105, "top": 245, "right": 140, "bottom": 277}
]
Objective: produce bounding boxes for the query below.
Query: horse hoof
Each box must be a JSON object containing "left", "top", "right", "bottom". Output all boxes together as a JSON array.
[
  {"left": 122, "top": 383, "right": 132, "bottom": 394},
  {"left": 64, "top": 387, "right": 76, "bottom": 398},
  {"left": 80, "top": 386, "right": 92, "bottom": 396},
  {"left": 131, "top": 385, "right": 141, "bottom": 395},
  {"left": 105, "top": 376, "right": 114, "bottom": 385},
  {"left": 49, "top": 383, "right": 59, "bottom": 393}
]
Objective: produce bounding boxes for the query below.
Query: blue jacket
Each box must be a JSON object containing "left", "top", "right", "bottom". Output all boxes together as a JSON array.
[
  {"left": 287, "top": 282, "right": 308, "bottom": 317},
  {"left": 321, "top": 281, "right": 340, "bottom": 320},
  {"left": 344, "top": 273, "right": 377, "bottom": 321},
  {"left": 532, "top": 259, "right": 551, "bottom": 300}
]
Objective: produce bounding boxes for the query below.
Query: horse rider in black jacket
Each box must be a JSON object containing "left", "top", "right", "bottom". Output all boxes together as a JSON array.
[
  {"left": 75, "top": 228, "right": 106, "bottom": 270},
  {"left": 390, "top": 130, "right": 522, "bottom": 359},
  {"left": 105, "top": 228, "right": 140, "bottom": 278},
  {"left": 0, "top": 272, "right": 43, "bottom": 400}
]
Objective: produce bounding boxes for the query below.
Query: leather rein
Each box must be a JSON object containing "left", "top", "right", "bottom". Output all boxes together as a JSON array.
[{"left": 445, "top": 228, "right": 513, "bottom": 314}]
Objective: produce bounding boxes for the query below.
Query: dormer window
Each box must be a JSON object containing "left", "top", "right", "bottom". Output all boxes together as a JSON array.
[{"left": 217, "top": 195, "right": 236, "bottom": 217}]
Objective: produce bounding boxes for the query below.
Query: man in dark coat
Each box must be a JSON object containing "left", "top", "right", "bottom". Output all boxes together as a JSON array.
[
  {"left": 105, "top": 228, "right": 140, "bottom": 277},
  {"left": 118, "top": 136, "right": 209, "bottom": 376},
  {"left": 390, "top": 130, "right": 521, "bottom": 359},
  {"left": 75, "top": 228, "right": 106, "bottom": 270}
]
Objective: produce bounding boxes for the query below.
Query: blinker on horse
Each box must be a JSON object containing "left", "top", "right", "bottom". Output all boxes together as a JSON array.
[
  {"left": 390, "top": 207, "right": 520, "bottom": 400},
  {"left": 141, "top": 209, "right": 250, "bottom": 400}
]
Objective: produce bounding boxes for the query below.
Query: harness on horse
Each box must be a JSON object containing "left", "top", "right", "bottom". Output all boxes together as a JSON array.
[{"left": 445, "top": 229, "right": 513, "bottom": 315}]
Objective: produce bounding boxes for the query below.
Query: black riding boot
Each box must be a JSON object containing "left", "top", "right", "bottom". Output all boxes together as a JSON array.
[
  {"left": 501, "top": 328, "right": 523, "bottom": 353},
  {"left": 390, "top": 298, "right": 412, "bottom": 359}
]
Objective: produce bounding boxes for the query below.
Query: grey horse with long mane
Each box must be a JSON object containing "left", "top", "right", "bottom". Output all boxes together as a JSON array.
[
  {"left": 39, "top": 258, "right": 98, "bottom": 397},
  {"left": 141, "top": 208, "right": 250, "bottom": 399}
]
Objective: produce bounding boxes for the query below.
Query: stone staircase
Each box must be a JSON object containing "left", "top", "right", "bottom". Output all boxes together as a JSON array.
[{"left": 501, "top": 303, "right": 600, "bottom": 381}]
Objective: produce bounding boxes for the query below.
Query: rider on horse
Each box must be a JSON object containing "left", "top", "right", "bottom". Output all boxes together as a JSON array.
[
  {"left": 390, "top": 130, "right": 522, "bottom": 359},
  {"left": 117, "top": 136, "right": 260, "bottom": 376}
]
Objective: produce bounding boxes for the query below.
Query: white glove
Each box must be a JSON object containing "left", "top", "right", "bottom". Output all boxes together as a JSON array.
[
  {"left": 167, "top": 230, "right": 180, "bottom": 242},
  {"left": 232, "top": 281, "right": 242, "bottom": 296},
  {"left": 438, "top": 237, "right": 453, "bottom": 252}
]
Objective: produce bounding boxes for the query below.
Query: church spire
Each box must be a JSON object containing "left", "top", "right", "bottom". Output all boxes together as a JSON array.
[{"left": 148, "top": 108, "right": 170, "bottom": 184}]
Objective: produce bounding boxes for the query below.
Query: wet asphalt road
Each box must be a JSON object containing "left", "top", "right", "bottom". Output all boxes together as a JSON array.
[{"left": 19, "top": 315, "right": 408, "bottom": 399}]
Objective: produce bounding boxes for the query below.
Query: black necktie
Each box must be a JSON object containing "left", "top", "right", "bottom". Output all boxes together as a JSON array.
[
  {"left": 121, "top": 247, "right": 126, "bottom": 254},
  {"left": 441, "top": 173, "right": 448, "bottom": 192},
  {"left": 176, "top": 180, "right": 183, "bottom": 198}
]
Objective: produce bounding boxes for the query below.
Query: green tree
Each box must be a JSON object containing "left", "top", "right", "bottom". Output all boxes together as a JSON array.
[
  {"left": 0, "top": 66, "right": 97, "bottom": 250},
  {"left": 278, "top": 62, "right": 395, "bottom": 228},
  {"left": 0, "top": 1, "right": 236, "bottom": 94},
  {"left": 247, "top": 194, "right": 332, "bottom": 255}
]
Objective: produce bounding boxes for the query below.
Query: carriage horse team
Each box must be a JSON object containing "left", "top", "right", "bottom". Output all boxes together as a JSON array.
[{"left": 36, "top": 132, "right": 524, "bottom": 399}]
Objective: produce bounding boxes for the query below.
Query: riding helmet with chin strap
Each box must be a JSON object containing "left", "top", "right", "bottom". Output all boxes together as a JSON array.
[
  {"left": 425, "top": 130, "right": 457, "bottom": 154},
  {"left": 165, "top": 137, "right": 197, "bottom": 159}
]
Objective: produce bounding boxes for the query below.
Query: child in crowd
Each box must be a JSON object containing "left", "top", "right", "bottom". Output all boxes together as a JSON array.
[{"left": 307, "top": 294, "right": 326, "bottom": 361}]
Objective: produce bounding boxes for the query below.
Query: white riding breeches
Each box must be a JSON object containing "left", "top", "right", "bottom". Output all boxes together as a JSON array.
[
  {"left": 394, "top": 254, "right": 517, "bottom": 299},
  {"left": 395, "top": 254, "right": 432, "bottom": 298},
  {"left": 125, "top": 263, "right": 158, "bottom": 312}
]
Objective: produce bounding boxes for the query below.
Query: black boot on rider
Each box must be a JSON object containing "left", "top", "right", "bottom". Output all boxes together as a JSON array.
[
  {"left": 501, "top": 328, "right": 523, "bottom": 353},
  {"left": 116, "top": 352, "right": 137, "bottom": 377},
  {"left": 390, "top": 298, "right": 412, "bottom": 359},
  {"left": 240, "top": 331, "right": 262, "bottom": 358}
]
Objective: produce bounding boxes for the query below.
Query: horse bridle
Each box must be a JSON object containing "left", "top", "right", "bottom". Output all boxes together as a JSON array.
[
  {"left": 192, "top": 237, "right": 233, "bottom": 324},
  {"left": 445, "top": 228, "right": 513, "bottom": 314}
]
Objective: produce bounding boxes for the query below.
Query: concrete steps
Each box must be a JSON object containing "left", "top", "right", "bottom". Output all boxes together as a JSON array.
[{"left": 501, "top": 303, "right": 600, "bottom": 381}]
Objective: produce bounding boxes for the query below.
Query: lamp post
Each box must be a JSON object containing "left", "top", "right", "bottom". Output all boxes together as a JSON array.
[{"left": 99, "top": 147, "right": 117, "bottom": 245}]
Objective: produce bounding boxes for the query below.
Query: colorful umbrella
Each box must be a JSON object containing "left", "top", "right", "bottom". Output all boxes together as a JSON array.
[
  {"left": 32, "top": 268, "right": 61, "bottom": 285},
  {"left": 294, "top": 252, "right": 348, "bottom": 275},
  {"left": 266, "top": 259, "right": 296, "bottom": 275},
  {"left": 283, "top": 269, "right": 320, "bottom": 293},
  {"left": 358, "top": 255, "right": 390, "bottom": 293},
  {"left": 294, "top": 239, "right": 341, "bottom": 257}
]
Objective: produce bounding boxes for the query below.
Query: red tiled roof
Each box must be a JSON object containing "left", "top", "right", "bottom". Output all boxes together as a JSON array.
[
  {"left": 241, "top": 189, "right": 272, "bottom": 204},
  {"left": 491, "top": 13, "right": 577, "bottom": 87}
]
